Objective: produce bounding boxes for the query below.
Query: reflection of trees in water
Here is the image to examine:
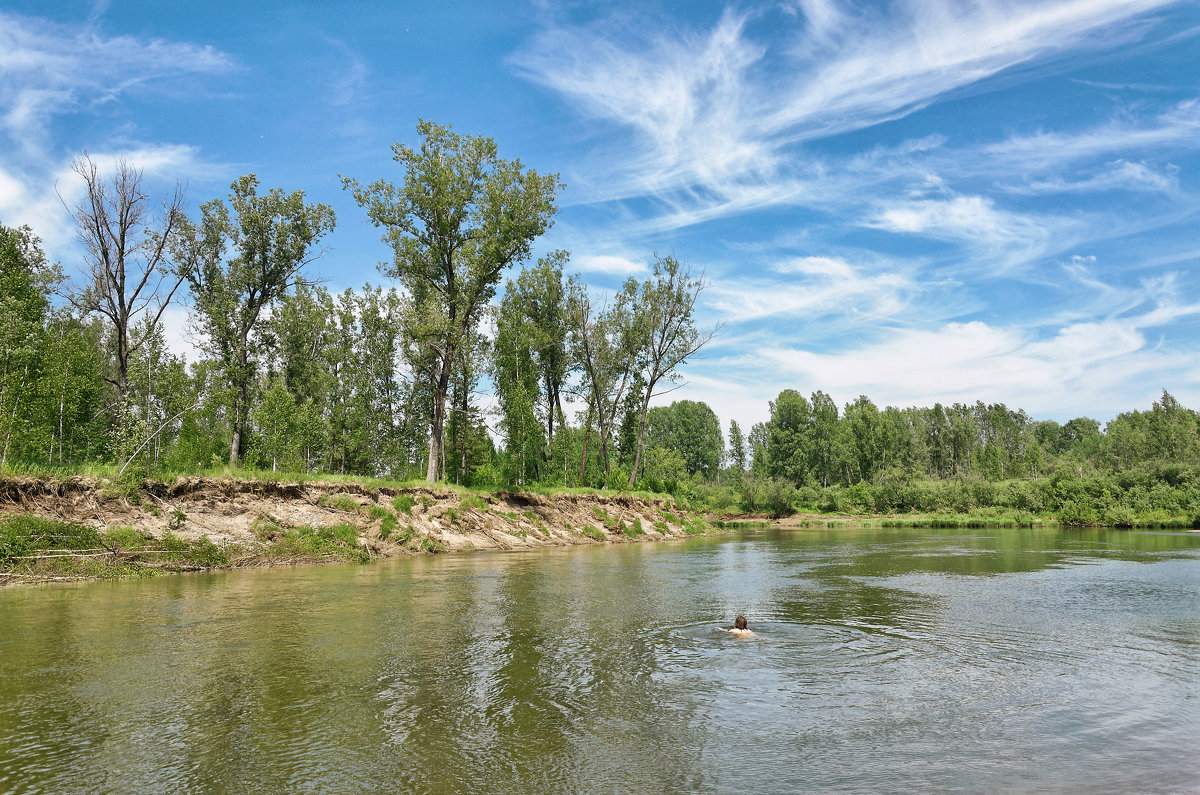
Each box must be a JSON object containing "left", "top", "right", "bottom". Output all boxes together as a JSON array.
[
  {"left": 767, "top": 526, "right": 1200, "bottom": 635},
  {"left": 372, "top": 549, "right": 712, "bottom": 791},
  {"left": 779, "top": 526, "right": 1199, "bottom": 582}
]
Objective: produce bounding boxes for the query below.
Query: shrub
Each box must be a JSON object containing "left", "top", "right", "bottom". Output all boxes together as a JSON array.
[
  {"left": 104, "top": 526, "right": 149, "bottom": 551},
  {"left": 186, "top": 537, "right": 229, "bottom": 567},
  {"left": 419, "top": 537, "right": 447, "bottom": 553}
]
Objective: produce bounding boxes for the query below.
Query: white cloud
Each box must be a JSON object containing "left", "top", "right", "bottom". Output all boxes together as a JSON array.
[
  {"left": 867, "top": 194, "right": 1067, "bottom": 272},
  {"left": 157, "top": 304, "right": 204, "bottom": 362},
  {"left": 0, "top": 14, "right": 234, "bottom": 259},
  {"left": 573, "top": 253, "right": 647, "bottom": 275},
  {"left": 738, "top": 292, "right": 1200, "bottom": 418},
  {"left": 982, "top": 98, "right": 1200, "bottom": 171},
  {"left": 0, "top": 11, "right": 234, "bottom": 154},
  {"left": 1002, "top": 159, "right": 1178, "bottom": 194},
  {"left": 710, "top": 255, "right": 910, "bottom": 322},
  {"left": 514, "top": 0, "right": 1180, "bottom": 235},
  {"left": 0, "top": 144, "right": 226, "bottom": 257}
]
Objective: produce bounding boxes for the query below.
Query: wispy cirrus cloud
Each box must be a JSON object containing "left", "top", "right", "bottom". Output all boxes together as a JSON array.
[
  {"left": 981, "top": 98, "right": 1200, "bottom": 172},
  {"left": 0, "top": 11, "right": 234, "bottom": 154},
  {"left": 513, "top": 0, "right": 1182, "bottom": 225},
  {"left": 573, "top": 253, "right": 648, "bottom": 276},
  {"left": 0, "top": 12, "right": 233, "bottom": 254},
  {"left": 1000, "top": 159, "right": 1179, "bottom": 195},
  {"left": 709, "top": 255, "right": 912, "bottom": 323}
]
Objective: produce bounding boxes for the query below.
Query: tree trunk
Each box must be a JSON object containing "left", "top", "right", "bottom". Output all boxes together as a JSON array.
[
  {"left": 426, "top": 354, "right": 452, "bottom": 483},
  {"left": 579, "top": 404, "right": 592, "bottom": 484},
  {"left": 627, "top": 379, "right": 656, "bottom": 488}
]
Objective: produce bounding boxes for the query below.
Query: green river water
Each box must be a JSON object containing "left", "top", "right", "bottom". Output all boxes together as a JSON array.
[{"left": 1, "top": 526, "right": 1197, "bottom": 793}]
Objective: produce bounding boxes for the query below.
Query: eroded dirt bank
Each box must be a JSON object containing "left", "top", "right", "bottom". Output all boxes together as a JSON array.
[{"left": 0, "top": 475, "right": 711, "bottom": 569}]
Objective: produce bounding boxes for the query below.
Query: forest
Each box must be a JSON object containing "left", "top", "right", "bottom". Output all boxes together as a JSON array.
[{"left": 4, "top": 120, "right": 1200, "bottom": 527}]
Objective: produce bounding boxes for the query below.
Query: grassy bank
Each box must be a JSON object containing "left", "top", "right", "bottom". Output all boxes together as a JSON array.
[
  {"left": 0, "top": 513, "right": 372, "bottom": 585},
  {"left": 0, "top": 471, "right": 714, "bottom": 585}
]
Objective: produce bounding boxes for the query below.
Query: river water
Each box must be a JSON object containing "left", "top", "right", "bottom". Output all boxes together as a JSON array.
[{"left": 1, "top": 526, "right": 1197, "bottom": 793}]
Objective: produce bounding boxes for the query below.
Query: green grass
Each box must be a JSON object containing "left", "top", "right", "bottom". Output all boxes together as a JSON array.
[
  {"left": 419, "top": 537, "right": 447, "bottom": 553},
  {"left": 254, "top": 520, "right": 368, "bottom": 563},
  {"left": 392, "top": 494, "right": 415, "bottom": 515},
  {"left": 0, "top": 514, "right": 234, "bottom": 582},
  {"left": 581, "top": 526, "right": 605, "bottom": 541},
  {"left": 367, "top": 504, "right": 398, "bottom": 538},
  {"left": 318, "top": 494, "right": 361, "bottom": 512},
  {"left": 461, "top": 494, "right": 487, "bottom": 512},
  {"left": 624, "top": 518, "right": 644, "bottom": 537}
]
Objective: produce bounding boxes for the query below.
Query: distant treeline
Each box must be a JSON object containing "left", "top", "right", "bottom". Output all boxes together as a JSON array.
[
  {"left": 680, "top": 388, "right": 1200, "bottom": 525},
  {"left": 742, "top": 387, "right": 1198, "bottom": 486}
]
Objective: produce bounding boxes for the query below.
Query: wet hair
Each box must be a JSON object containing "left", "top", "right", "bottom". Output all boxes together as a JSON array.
[{"left": 734, "top": 615, "right": 748, "bottom": 630}]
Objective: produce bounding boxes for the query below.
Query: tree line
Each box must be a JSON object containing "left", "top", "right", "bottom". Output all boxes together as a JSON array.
[
  {"left": 1, "top": 121, "right": 716, "bottom": 487},
  {"left": 4, "top": 119, "right": 1198, "bottom": 509}
]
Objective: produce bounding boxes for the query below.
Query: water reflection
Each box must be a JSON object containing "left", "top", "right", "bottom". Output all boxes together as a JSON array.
[{"left": 0, "top": 527, "right": 1197, "bottom": 792}]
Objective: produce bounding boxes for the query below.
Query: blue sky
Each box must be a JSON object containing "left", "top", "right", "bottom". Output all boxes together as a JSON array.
[{"left": 2, "top": 0, "right": 1199, "bottom": 433}]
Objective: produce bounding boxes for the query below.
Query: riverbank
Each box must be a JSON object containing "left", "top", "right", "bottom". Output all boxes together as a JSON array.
[{"left": 0, "top": 475, "right": 714, "bottom": 585}]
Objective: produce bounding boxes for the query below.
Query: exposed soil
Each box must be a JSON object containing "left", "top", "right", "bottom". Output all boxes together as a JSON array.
[{"left": 0, "top": 475, "right": 708, "bottom": 563}]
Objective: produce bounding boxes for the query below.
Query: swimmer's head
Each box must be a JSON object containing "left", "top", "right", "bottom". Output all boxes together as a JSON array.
[{"left": 734, "top": 615, "right": 748, "bottom": 630}]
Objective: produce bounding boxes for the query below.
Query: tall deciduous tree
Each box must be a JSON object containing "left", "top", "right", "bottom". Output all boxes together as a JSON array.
[
  {"left": 496, "top": 251, "right": 572, "bottom": 462},
  {"left": 344, "top": 119, "right": 561, "bottom": 482},
  {"left": 727, "top": 419, "right": 746, "bottom": 471},
  {"left": 65, "top": 154, "right": 184, "bottom": 403},
  {"left": 567, "top": 279, "right": 641, "bottom": 483},
  {"left": 0, "top": 225, "right": 60, "bottom": 464},
  {"left": 626, "top": 254, "right": 719, "bottom": 488},
  {"left": 171, "top": 175, "right": 334, "bottom": 466}
]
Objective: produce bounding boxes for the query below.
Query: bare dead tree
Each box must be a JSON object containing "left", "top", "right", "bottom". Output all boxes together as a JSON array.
[{"left": 64, "top": 152, "right": 185, "bottom": 403}]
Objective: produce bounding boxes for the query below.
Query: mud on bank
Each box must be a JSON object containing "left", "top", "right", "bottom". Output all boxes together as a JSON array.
[{"left": 0, "top": 475, "right": 713, "bottom": 585}]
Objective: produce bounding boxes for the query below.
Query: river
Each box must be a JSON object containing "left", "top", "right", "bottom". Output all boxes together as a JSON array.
[{"left": 1, "top": 526, "right": 1197, "bottom": 792}]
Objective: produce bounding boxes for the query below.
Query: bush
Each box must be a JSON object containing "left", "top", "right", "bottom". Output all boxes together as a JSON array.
[
  {"left": 1, "top": 516, "right": 103, "bottom": 562},
  {"left": 186, "top": 536, "right": 229, "bottom": 567}
]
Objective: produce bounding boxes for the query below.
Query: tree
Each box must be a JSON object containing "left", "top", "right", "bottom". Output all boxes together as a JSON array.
[
  {"left": 645, "top": 400, "right": 723, "bottom": 478},
  {"left": 496, "top": 251, "right": 572, "bottom": 461},
  {"left": 493, "top": 287, "right": 545, "bottom": 484},
  {"left": 843, "top": 395, "right": 881, "bottom": 483},
  {"left": 765, "top": 389, "right": 812, "bottom": 485},
  {"left": 65, "top": 154, "right": 184, "bottom": 404},
  {"left": 626, "top": 254, "right": 719, "bottom": 487},
  {"left": 251, "top": 377, "right": 299, "bottom": 472},
  {"left": 567, "top": 279, "right": 641, "bottom": 483},
  {"left": 171, "top": 174, "right": 335, "bottom": 466},
  {"left": 344, "top": 119, "right": 561, "bottom": 482},
  {"left": 0, "top": 225, "right": 61, "bottom": 464},
  {"left": 808, "top": 390, "right": 840, "bottom": 487},
  {"left": 727, "top": 419, "right": 746, "bottom": 471}
]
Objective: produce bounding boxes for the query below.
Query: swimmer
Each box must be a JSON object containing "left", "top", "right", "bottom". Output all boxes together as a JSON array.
[{"left": 720, "top": 615, "right": 754, "bottom": 637}]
